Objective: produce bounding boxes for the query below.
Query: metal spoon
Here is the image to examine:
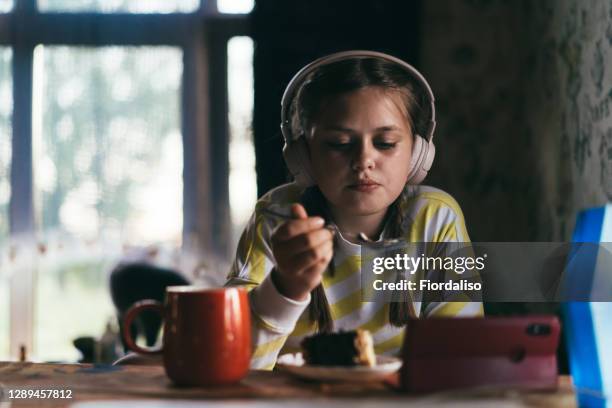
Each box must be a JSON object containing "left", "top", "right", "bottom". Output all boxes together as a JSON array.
[{"left": 260, "top": 208, "right": 402, "bottom": 246}]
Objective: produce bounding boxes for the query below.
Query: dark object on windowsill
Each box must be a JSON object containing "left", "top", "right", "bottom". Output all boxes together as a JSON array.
[
  {"left": 73, "top": 336, "right": 95, "bottom": 364},
  {"left": 109, "top": 262, "right": 190, "bottom": 351}
]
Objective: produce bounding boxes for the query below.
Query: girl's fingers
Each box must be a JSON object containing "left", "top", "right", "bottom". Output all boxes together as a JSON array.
[
  {"left": 300, "top": 263, "right": 326, "bottom": 284},
  {"left": 277, "top": 228, "right": 334, "bottom": 255},
  {"left": 301, "top": 245, "right": 334, "bottom": 281},
  {"left": 278, "top": 239, "right": 333, "bottom": 274},
  {"left": 272, "top": 217, "right": 326, "bottom": 242},
  {"left": 318, "top": 243, "right": 334, "bottom": 265},
  {"left": 291, "top": 203, "right": 308, "bottom": 220}
]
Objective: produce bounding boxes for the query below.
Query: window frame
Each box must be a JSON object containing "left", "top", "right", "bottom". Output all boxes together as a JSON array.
[{"left": 1, "top": 0, "right": 248, "bottom": 360}]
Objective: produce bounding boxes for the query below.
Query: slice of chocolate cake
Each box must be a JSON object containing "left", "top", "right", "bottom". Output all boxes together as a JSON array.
[{"left": 301, "top": 329, "right": 376, "bottom": 367}]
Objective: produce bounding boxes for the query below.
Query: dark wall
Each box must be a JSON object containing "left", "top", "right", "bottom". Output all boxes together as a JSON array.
[
  {"left": 420, "top": 1, "right": 536, "bottom": 242},
  {"left": 420, "top": 0, "right": 612, "bottom": 242},
  {"left": 252, "top": 0, "right": 422, "bottom": 196}
]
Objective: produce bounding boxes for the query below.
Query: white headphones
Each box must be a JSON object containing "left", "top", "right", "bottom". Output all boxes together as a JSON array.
[{"left": 280, "top": 50, "right": 437, "bottom": 187}]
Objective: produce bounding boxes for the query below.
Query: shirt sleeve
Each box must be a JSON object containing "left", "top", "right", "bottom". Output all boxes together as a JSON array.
[
  {"left": 225, "top": 204, "right": 310, "bottom": 369},
  {"left": 413, "top": 194, "right": 484, "bottom": 318}
]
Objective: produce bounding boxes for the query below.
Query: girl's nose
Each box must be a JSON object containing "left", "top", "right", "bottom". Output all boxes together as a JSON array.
[{"left": 351, "top": 142, "right": 376, "bottom": 172}]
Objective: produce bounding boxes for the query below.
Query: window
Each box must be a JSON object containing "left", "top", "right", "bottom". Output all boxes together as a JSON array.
[
  {"left": 228, "top": 37, "right": 255, "bottom": 245},
  {"left": 0, "top": 0, "right": 12, "bottom": 12},
  {"left": 33, "top": 46, "right": 183, "bottom": 245},
  {"left": 33, "top": 46, "right": 183, "bottom": 361},
  {"left": 218, "top": 0, "right": 253, "bottom": 14},
  {"left": 1, "top": 2, "right": 251, "bottom": 361},
  {"left": 38, "top": 0, "right": 199, "bottom": 14},
  {"left": 0, "top": 47, "right": 11, "bottom": 360},
  {"left": 0, "top": 48, "right": 10, "bottom": 245}
]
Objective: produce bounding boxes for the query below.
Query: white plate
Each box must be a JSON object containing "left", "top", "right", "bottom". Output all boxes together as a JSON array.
[{"left": 276, "top": 352, "right": 402, "bottom": 382}]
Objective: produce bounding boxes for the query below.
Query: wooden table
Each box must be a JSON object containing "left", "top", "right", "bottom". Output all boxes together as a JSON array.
[{"left": 0, "top": 362, "right": 576, "bottom": 407}]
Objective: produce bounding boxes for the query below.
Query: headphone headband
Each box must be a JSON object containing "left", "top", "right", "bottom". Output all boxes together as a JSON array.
[{"left": 280, "top": 50, "right": 437, "bottom": 144}]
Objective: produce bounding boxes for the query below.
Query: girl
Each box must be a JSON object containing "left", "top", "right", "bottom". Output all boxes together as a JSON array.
[{"left": 226, "top": 51, "right": 483, "bottom": 370}]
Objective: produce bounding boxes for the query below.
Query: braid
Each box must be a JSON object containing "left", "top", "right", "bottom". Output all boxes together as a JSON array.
[
  {"left": 388, "top": 188, "right": 417, "bottom": 325},
  {"left": 300, "top": 186, "right": 334, "bottom": 333}
]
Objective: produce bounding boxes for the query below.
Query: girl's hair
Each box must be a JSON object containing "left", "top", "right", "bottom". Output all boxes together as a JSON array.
[
  {"left": 289, "top": 57, "right": 431, "bottom": 141},
  {"left": 290, "top": 57, "right": 430, "bottom": 332}
]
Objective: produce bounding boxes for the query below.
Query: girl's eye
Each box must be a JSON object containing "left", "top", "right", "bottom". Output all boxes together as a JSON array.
[
  {"left": 325, "top": 141, "right": 352, "bottom": 150},
  {"left": 375, "top": 142, "right": 397, "bottom": 150}
]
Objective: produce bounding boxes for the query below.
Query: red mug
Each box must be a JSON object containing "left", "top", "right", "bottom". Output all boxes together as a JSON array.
[{"left": 122, "top": 286, "right": 251, "bottom": 386}]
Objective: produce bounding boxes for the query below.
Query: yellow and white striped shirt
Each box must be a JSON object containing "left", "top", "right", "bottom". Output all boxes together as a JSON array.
[{"left": 226, "top": 182, "right": 483, "bottom": 370}]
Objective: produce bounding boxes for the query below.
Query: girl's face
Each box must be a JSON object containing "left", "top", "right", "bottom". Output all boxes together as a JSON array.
[{"left": 306, "top": 86, "right": 413, "bottom": 218}]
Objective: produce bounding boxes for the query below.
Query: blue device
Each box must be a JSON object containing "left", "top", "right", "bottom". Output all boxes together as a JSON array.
[{"left": 563, "top": 204, "right": 612, "bottom": 408}]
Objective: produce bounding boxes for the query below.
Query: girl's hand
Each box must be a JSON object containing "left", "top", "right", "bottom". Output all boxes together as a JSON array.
[{"left": 270, "top": 203, "right": 334, "bottom": 301}]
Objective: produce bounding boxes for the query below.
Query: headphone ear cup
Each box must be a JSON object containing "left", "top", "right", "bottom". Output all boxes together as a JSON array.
[
  {"left": 282, "top": 138, "right": 316, "bottom": 187},
  {"left": 407, "top": 135, "right": 436, "bottom": 185}
]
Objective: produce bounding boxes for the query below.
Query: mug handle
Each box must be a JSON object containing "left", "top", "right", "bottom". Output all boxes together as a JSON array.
[{"left": 122, "top": 300, "right": 163, "bottom": 355}]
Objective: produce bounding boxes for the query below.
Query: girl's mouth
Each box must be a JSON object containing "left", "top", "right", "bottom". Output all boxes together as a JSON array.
[{"left": 348, "top": 181, "right": 381, "bottom": 192}]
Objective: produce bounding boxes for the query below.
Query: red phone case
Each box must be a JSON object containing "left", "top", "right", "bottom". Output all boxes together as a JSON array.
[{"left": 400, "top": 316, "right": 560, "bottom": 392}]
